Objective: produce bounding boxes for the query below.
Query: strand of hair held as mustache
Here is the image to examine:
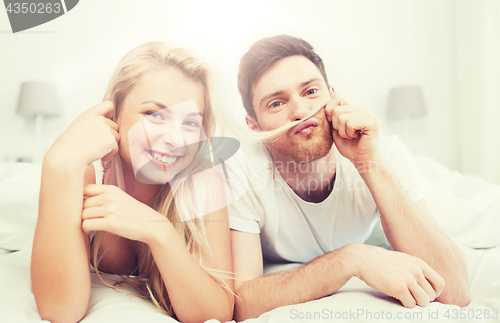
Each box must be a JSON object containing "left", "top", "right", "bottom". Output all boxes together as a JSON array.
[{"left": 220, "top": 103, "right": 327, "bottom": 143}]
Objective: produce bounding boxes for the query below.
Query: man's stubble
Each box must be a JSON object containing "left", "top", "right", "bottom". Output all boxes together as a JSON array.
[{"left": 264, "top": 116, "right": 334, "bottom": 165}]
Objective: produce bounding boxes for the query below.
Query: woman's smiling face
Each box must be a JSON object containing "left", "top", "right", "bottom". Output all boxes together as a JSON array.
[{"left": 117, "top": 68, "right": 206, "bottom": 184}]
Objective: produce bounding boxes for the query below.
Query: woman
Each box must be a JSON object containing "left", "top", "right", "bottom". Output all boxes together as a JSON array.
[{"left": 31, "top": 42, "right": 234, "bottom": 323}]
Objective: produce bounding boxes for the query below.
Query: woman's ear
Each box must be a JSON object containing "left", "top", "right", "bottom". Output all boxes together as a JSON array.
[
  {"left": 329, "top": 85, "right": 335, "bottom": 97},
  {"left": 245, "top": 115, "right": 259, "bottom": 131}
]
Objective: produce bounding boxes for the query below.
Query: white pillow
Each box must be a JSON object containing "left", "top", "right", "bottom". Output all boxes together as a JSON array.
[
  {"left": 0, "top": 162, "right": 41, "bottom": 251},
  {"left": 414, "top": 155, "right": 500, "bottom": 248}
]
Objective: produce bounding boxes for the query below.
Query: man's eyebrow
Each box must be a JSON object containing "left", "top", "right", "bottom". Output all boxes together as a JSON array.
[
  {"left": 141, "top": 100, "right": 203, "bottom": 117},
  {"left": 258, "top": 91, "right": 284, "bottom": 108},
  {"left": 299, "top": 77, "right": 323, "bottom": 89}
]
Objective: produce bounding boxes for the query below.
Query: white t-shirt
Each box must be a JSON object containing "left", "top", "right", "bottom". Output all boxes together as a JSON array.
[{"left": 227, "top": 135, "right": 424, "bottom": 263}]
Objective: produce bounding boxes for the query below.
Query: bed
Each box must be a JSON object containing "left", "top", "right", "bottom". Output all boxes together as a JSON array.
[{"left": 1, "top": 155, "right": 499, "bottom": 323}]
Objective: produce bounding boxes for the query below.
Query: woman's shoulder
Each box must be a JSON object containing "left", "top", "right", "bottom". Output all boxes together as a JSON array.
[
  {"left": 189, "top": 166, "right": 225, "bottom": 193},
  {"left": 175, "top": 167, "right": 228, "bottom": 222}
]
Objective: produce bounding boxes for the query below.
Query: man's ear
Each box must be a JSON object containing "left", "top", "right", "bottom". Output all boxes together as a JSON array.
[
  {"left": 245, "top": 115, "right": 259, "bottom": 131},
  {"left": 329, "top": 85, "right": 335, "bottom": 97}
]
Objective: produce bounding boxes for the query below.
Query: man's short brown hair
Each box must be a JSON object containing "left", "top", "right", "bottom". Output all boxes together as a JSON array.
[{"left": 238, "top": 35, "right": 329, "bottom": 119}]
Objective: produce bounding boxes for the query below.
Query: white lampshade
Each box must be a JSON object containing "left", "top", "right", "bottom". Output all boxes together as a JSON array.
[
  {"left": 16, "top": 82, "right": 61, "bottom": 117},
  {"left": 387, "top": 86, "right": 427, "bottom": 118}
]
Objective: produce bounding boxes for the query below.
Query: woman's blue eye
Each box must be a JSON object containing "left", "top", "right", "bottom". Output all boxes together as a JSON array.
[
  {"left": 146, "top": 111, "right": 165, "bottom": 120},
  {"left": 184, "top": 120, "right": 200, "bottom": 128},
  {"left": 305, "top": 88, "right": 317, "bottom": 96}
]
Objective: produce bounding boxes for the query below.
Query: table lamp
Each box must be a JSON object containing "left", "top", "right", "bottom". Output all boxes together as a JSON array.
[
  {"left": 387, "top": 85, "right": 427, "bottom": 140},
  {"left": 387, "top": 85, "right": 427, "bottom": 118},
  {"left": 16, "top": 82, "right": 61, "bottom": 164}
]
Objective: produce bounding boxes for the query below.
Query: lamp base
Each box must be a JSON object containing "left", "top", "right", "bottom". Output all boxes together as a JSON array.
[{"left": 35, "top": 114, "right": 44, "bottom": 165}]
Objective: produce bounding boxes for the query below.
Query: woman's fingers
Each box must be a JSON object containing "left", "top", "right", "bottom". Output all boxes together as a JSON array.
[
  {"left": 82, "top": 218, "right": 107, "bottom": 235},
  {"left": 101, "top": 129, "right": 120, "bottom": 163},
  {"left": 81, "top": 206, "right": 104, "bottom": 220},
  {"left": 84, "top": 184, "right": 108, "bottom": 197},
  {"left": 82, "top": 194, "right": 105, "bottom": 209},
  {"left": 93, "top": 100, "right": 115, "bottom": 119},
  {"left": 111, "top": 128, "right": 120, "bottom": 143},
  {"left": 103, "top": 117, "right": 119, "bottom": 132}
]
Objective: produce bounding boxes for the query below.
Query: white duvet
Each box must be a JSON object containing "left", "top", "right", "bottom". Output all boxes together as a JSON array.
[{"left": 0, "top": 155, "right": 499, "bottom": 323}]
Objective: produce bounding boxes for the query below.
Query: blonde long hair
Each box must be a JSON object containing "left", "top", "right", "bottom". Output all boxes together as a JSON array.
[{"left": 92, "top": 42, "right": 230, "bottom": 317}]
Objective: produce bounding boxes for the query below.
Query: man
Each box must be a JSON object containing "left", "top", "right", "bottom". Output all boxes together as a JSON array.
[{"left": 228, "top": 35, "right": 469, "bottom": 321}]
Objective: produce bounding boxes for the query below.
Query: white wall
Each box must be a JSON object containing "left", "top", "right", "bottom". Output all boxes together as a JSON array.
[
  {"left": 455, "top": 0, "right": 500, "bottom": 184},
  {"left": 0, "top": 0, "right": 461, "bottom": 171}
]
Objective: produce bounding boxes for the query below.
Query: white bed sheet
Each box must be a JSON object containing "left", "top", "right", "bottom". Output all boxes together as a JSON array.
[
  {"left": 0, "top": 246, "right": 499, "bottom": 323},
  {"left": 0, "top": 248, "right": 178, "bottom": 323},
  {"left": 1, "top": 155, "right": 500, "bottom": 323}
]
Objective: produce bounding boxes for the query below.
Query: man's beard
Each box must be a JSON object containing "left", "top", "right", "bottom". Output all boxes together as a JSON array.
[{"left": 264, "top": 122, "right": 334, "bottom": 164}]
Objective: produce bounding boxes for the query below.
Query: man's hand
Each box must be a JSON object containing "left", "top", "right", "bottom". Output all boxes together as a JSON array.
[
  {"left": 324, "top": 92, "right": 381, "bottom": 164},
  {"left": 345, "top": 243, "right": 446, "bottom": 308}
]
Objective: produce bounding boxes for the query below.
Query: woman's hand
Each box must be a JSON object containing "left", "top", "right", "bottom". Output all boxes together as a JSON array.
[
  {"left": 46, "top": 101, "right": 120, "bottom": 171},
  {"left": 81, "top": 184, "right": 167, "bottom": 244}
]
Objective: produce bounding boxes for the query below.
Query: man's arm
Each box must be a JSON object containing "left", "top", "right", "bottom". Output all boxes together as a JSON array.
[
  {"left": 231, "top": 230, "right": 352, "bottom": 321},
  {"left": 325, "top": 93, "right": 469, "bottom": 307},
  {"left": 231, "top": 230, "right": 445, "bottom": 321},
  {"left": 361, "top": 160, "right": 470, "bottom": 307}
]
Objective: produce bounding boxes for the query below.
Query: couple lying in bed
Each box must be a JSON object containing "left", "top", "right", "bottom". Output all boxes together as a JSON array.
[{"left": 31, "top": 35, "right": 470, "bottom": 323}]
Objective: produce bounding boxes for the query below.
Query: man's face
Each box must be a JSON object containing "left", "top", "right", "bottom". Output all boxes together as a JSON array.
[{"left": 249, "top": 55, "right": 333, "bottom": 163}]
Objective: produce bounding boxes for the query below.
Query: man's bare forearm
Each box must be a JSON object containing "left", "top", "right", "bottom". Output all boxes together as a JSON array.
[
  {"left": 234, "top": 246, "right": 354, "bottom": 321},
  {"left": 361, "top": 160, "right": 469, "bottom": 306}
]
